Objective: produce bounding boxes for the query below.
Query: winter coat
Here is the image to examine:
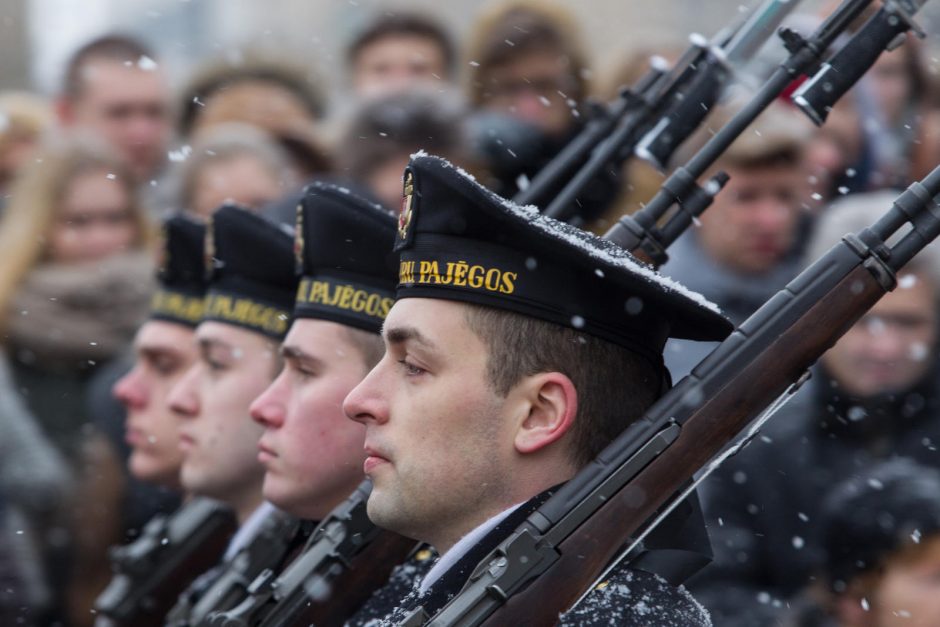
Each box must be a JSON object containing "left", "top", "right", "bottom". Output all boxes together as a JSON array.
[
  {"left": 348, "top": 489, "right": 712, "bottom": 626},
  {"left": 658, "top": 231, "right": 802, "bottom": 380},
  {"left": 688, "top": 362, "right": 940, "bottom": 626}
]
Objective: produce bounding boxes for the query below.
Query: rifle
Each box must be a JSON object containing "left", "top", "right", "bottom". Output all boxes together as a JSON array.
[
  {"left": 606, "top": 0, "right": 928, "bottom": 265},
  {"left": 539, "top": 0, "right": 801, "bottom": 223},
  {"left": 205, "top": 480, "right": 416, "bottom": 627},
  {"left": 166, "top": 510, "right": 306, "bottom": 626},
  {"left": 93, "top": 498, "right": 236, "bottom": 627},
  {"left": 398, "top": 164, "right": 940, "bottom": 625}
]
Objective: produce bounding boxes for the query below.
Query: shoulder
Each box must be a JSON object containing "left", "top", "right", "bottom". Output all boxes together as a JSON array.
[{"left": 559, "top": 567, "right": 711, "bottom": 627}]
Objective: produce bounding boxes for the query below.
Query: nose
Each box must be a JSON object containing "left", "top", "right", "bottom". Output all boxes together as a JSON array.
[
  {"left": 343, "top": 363, "right": 388, "bottom": 426},
  {"left": 167, "top": 363, "right": 201, "bottom": 419},
  {"left": 113, "top": 365, "right": 147, "bottom": 410},
  {"left": 250, "top": 370, "right": 287, "bottom": 428}
]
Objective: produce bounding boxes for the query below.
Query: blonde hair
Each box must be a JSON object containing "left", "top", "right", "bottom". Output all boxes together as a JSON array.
[{"left": 0, "top": 134, "right": 153, "bottom": 333}]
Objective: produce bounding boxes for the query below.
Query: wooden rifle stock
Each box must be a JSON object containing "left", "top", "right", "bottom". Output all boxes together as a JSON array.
[
  {"left": 485, "top": 265, "right": 886, "bottom": 626},
  {"left": 413, "top": 167, "right": 940, "bottom": 626},
  {"left": 93, "top": 498, "right": 236, "bottom": 627}
]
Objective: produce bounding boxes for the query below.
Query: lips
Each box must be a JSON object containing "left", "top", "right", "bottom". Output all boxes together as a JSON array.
[
  {"left": 257, "top": 440, "right": 278, "bottom": 464},
  {"left": 178, "top": 431, "right": 196, "bottom": 451},
  {"left": 363, "top": 445, "right": 390, "bottom": 475},
  {"left": 125, "top": 427, "right": 145, "bottom": 447}
]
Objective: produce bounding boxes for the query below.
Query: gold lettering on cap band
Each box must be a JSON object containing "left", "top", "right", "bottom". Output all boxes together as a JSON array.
[
  {"left": 399, "top": 259, "right": 517, "bottom": 295},
  {"left": 151, "top": 290, "right": 205, "bottom": 325},
  {"left": 296, "top": 278, "right": 394, "bottom": 320},
  {"left": 203, "top": 293, "right": 290, "bottom": 336}
]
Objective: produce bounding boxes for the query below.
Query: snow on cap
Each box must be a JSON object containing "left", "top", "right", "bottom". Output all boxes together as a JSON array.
[{"left": 394, "top": 153, "right": 732, "bottom": 367}]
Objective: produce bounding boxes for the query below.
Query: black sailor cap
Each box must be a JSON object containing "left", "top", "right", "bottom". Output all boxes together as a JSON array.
[
  {"left": 150, "top": 212, "right": 207, "bottom": 328},
  {"left": 294, "top": 183, "right": 398, "bottom": 334},
  {"left": 394, "top": 153, "right": 732, "bottom": 369},
  {"left": 203, "top": 204, "right": 298, "bottom": 340}
]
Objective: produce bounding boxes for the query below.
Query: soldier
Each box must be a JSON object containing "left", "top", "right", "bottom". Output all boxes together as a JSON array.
[
  {"left": 245, "top": 183, "right": 437, "bottom": 624},
  {"left": 114, "top": 213, "right": 207, "bottom": 492},
  {"left": 342, "top": 153, "right": 732, "bottom": 624},
  {"left": 163, "top": 205, "right": 303, "bottom": 625}
]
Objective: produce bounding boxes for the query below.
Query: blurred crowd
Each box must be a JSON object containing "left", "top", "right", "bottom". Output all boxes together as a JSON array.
[{"left": 2, "top": 1, "right": 940, "bottom": 625}]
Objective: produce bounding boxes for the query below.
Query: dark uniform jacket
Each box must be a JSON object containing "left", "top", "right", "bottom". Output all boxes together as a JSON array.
[
  {"left": 345, "top": 489, "right": 712, "bottom": 626},
  {"left": 690, "top": 362, "right": 940, "bottom": 626}
]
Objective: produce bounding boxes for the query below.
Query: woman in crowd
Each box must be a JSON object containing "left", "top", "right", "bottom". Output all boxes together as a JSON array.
[{"left": 0, "top": 134, "right": 154, "bottom": 623}]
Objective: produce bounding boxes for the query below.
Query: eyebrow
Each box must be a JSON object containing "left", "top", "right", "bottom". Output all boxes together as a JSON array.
[
  {"left": 198, "top": 337, "right": 233, "bottom": 353},
  {"left": 280, "top": 344, "right": 326, "bottom": 369},
  {"left": 385, "top": 325, "right": 437, "bottom": 350}
]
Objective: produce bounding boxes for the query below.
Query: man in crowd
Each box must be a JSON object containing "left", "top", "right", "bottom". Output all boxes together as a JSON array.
[
  {"left": 343, "top": 153, "right": 733, "bottom": 624},
  {"left": 346, "top": 12, "right": 456, "bottom": 100},
  {"left": 56, "top": 34, "right": 171, "bottom": 184},
  {"left": 690, "top": 190, "right": 940, "bottom": 625},
  {"left": 660, "top": 101, "right": 813, "bottom": 379},
  {"left": 794, "top": 459, "right": 940, "bottom": 626}
]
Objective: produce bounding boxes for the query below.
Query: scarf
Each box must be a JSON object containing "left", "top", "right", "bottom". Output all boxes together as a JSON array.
[{"left": 6, "top": 252, "right": 154, "bottom": 370}]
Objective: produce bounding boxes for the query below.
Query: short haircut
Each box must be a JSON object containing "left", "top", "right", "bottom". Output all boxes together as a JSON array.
[
  {"left": 464, "top": 303, "right": 659, "bottom": 467},
  {"left": 178, "top": 57, "right": 327, "bottom": 137},
  {"left": 465, "top": 1, "right": 589, "bottom": 106},
  {"left": 62, "top": 34, "right": 155, "bottom": 101},
  {"left": 807, "top": 190, "right": 940, "bottom": 293},
  {"left": 346, "top": 12, "right": 456, "bottom": 76},
  {"left": 178, "top": 123, "right": 295, "bottom": 213},
  {"left": 338, "top": 89, "right": 468, "bottom": 179},
  {"left": 345, "top": 326, "right": 385, "bottom": 370}
]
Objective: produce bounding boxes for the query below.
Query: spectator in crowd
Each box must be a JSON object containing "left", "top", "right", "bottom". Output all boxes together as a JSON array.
[
  {"left": 854, "top": 40, "right": 940, "bottom": 191},
  {"left": 0, "top": 135, "right": 154, "bottom": 625},
  {"left": 0, "top": 354, "right": 71, "bottom": 626},
  {"left": 346, "top": 11, "right": 456, "bottom": 100},
  {"left": 0, "top": 91, "right": 52, "bottom": 206},
  {"left": 336, "top": 89, "right": 471, "bottom": 210},
  {"left": 660, "top": 100, "right": 814, "bottom": 379},
  {"left": 690, "top": 190, "right": 940, "bottom": 625},
  {"left": 787, "top": 459, "right": 940, "bottom": 627},
  {"left": 177, "top": 123, "right": 299, "bottom": 219},
  {"left": 56, "top": 35, "right": 172, "bottom": 185},
  {"left": 463, "top": 1, "right": 619, "bottom": 221},
  {"left": 178, "top": 55, "right": 330, "bottom": 180}
]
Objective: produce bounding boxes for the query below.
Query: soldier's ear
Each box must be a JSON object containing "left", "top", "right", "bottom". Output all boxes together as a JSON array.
[{"left": 512, "top": 372, "right": 577, "bottom": 456}]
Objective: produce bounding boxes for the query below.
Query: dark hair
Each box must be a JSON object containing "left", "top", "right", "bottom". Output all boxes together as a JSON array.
[
  {"left": 346, "top": 12, "right": 456, "bottom": 76},
  {"left": 464, "top": 303, "right": 659, "bottom": 467},
  {"left": 338, "top": 89, "right": 468, "bottom": 179},
  {"left": 62, "top": 34, "right": 155, "bottom": 101},
  {"left": 465, "top": 2, "right": 589, "bottom": 106},
  {"left": 821, "top": 458, "right": 940, "bottom": 590},
  {"left": 178, "top": 57, "right": 327, "bottom": 137}
]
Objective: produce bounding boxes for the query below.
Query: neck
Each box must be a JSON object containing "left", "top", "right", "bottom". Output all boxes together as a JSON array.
[
  {"left": 431, "top": 462, "right": 574, "bottom": 554},
  {"left": 226, "top": 479, "right": 266, "bottom": 526}
]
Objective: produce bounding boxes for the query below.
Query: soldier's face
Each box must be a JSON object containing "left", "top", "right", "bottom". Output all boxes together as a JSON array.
[
  {"left": 113, "top": 320, "right": 195, "bottom": 488},
  {"left": 822, "top": 271, "right": 937, "bottom": 397},
  {"left": 250, "top": 319, "right": 369, "bottom": 519},
  {"left": 168, "top": 322, "right": 273, "bottom": 503},
  {"left": 344, "top": 298, "right": 517, "bottom": 551}
]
